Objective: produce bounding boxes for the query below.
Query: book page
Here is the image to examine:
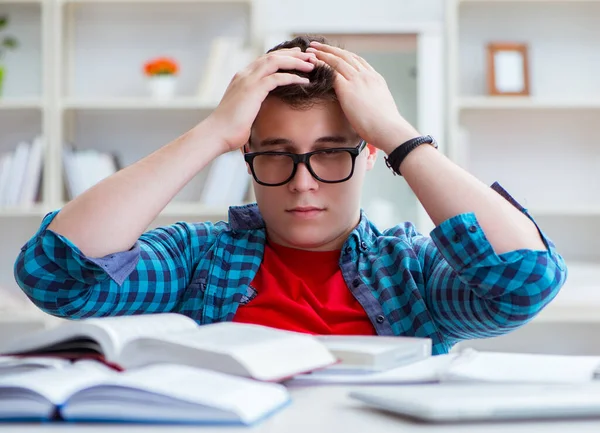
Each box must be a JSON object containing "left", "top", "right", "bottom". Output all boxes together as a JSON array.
[
  {"left": 171, "top": 322, "right": 293, "bottom": 350},
  {"left": 442, "top": 349, "right": 600, "bottom": 383},
  {"left": 0, "top": 361, "right": 113, "bottom": 405},
  {"left": 65, "top": 364, "right": 290, "bottom": 424},
  {"left": 120, "top": 322, "right": 336, "bottom": 381},
  {"left": 0, "top": 356, "right": 71, "bottom": 377},
  {"left": 0, "top": 313, "right": 198, "bottom": 364},
  {"left": 85, "top": 313, "right": 198, "bottom": 359}
]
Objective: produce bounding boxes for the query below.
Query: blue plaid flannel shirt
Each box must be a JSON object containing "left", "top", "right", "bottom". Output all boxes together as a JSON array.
[{"left": 14, "top": 182, "right": 566, "bottom": 355}]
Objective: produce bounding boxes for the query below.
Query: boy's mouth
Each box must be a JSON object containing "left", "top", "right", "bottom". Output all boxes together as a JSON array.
[{"left": 286, "top": 206, "right": 325, "bottom": 218}]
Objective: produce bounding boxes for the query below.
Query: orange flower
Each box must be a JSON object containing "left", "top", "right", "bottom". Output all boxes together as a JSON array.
[{"left": 143, "top": 57, "right": 179, "bottom": 76}]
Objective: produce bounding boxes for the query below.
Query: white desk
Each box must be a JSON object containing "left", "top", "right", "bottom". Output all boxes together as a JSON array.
[{"left": 4, "top": 385, "right": 600, "bottom": 433}]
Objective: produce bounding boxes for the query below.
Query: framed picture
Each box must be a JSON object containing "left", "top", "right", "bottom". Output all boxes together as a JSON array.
[{"left": 487, "top": 43, "right": 530, "bottom": 96}]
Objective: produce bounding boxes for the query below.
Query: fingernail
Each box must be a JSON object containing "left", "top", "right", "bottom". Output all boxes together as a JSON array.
[
  {"left": 306, "top": 47, "right": 316, "bottom": 52},
  {"left": 310, "top": 41, "right": 321, "bottom": 46}
]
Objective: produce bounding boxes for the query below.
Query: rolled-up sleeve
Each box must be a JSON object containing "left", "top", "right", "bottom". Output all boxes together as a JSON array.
[
  {"left": 14, "top": 210, "right": 223, "bottom": 319},
  {"left": 412, "top": 183, "right": 567, "bottom": 343}
]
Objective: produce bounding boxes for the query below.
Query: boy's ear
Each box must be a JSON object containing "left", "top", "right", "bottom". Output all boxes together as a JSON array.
[
  {"left": 366, "top": 143, "right": 377, "bottom": 170},
  {"left": 240, "top": 144, "right": 252, "bottom": 175}
]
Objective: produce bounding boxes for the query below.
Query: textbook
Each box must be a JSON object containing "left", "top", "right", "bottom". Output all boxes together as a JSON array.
[
  {"left": 0, "top": 313, "right": 337, "bottom": 381},
  {"left": 0, "top": 361, "right": 290, "bottom": 425}
]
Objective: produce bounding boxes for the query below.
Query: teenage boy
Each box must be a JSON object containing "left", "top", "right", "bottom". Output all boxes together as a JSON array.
[{"left": 15, "top": 37, "right": 566, "bottom": 354}]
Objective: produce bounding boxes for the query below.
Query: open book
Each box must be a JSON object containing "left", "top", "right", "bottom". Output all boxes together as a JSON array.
[
  {"left": 0, "top": 361, "right": 289, "bottom": 425},
  {"left": 0, "top": 313, "right": 336, "bottom": 381}
]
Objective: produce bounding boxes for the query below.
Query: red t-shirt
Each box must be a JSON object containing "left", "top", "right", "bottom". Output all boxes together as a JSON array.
[{"left": 233, "top": 240, "right": 376, "bottom": 335}]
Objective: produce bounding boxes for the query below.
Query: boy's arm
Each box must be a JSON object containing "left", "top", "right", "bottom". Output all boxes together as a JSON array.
[
  {"left": 408, "top": 184, "right": 567, "bottom": 343},
  {"left": 14, "top": 210, "right": 224, "bottom": 318}
]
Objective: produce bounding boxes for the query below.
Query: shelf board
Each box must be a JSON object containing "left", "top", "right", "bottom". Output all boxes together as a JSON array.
[
  {"left": 532, "top": 262, "right": 600, "bottom": 323},
  {"left": 458, "top": 0, "right": 600, "bottom": 3},
  {"left": 62, "top": 98, "right": 218, "bottom": 111},
  {"left": 532, "top": 306, "right": 600, "bottom": 324},
  {"left": 0, "top": 98, "right": 44, "bottom": 110},
  {"left": 458, "top": 96, "right": 600, "bottom": 110},
  {"left": 0, "top": 205, "right": 47, "bottom": 218},
  {"left": 0, "top": 0, "right": 43, "bottom": 4},
  {"left": 528, "top": 206, "right": 600, "bottom": 217},
  {"left": 60, "top": 0, "right": 250, "bottom": 4}
]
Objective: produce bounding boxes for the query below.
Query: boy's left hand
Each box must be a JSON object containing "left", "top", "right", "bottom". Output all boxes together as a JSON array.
[{"left": 306, "top": 41, "right": 420, "bottom": 154}]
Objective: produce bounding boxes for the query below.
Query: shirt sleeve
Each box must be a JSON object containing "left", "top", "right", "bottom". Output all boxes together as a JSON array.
[
  {"left": 14, "top": 210, "right": 225, "bottom": 319},
  {"left": 410, "top": 182, "right": 567, "bottom": 344}
]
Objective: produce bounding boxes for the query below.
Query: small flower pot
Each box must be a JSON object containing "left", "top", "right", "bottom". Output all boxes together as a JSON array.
[{"left": 148, "top": 75, "right": 177, "bottom": 100}]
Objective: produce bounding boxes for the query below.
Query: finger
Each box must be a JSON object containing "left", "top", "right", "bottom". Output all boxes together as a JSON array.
[
  {"left": 269, "top": 47, "right": 302, "bottom": 56},
  {"left": 306, "top": 47, "right": 355, "bottom": 80},
  {"left": 245, "top": 49, "right": 315, "bottom": 75},
  {"left": 263, "top": 72, "right": 311, "bottom": 91},
  {"left": 308, "top": 41, "right": 364, "bottom": 71},
  {"left": 352, "top": 53, "right": 375, "bottom": 71},
  {"left": 252, "top": 53, "right": 316, "bottom": 78},
  {"left": 307, "top": 56, "right": 348, "bottom": 87}
]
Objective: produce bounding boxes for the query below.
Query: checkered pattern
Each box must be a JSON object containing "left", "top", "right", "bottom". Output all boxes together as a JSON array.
[{"left": 14, "top": 183, "right": 566, "bottom": 355}]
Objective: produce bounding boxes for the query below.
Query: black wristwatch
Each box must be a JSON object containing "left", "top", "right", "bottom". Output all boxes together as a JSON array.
[{"left": 384, "top": 135, "right": 438, "bottom": 176}]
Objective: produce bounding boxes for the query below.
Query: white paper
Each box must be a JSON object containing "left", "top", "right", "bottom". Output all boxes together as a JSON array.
[
  {"left": 442, "top": 349, "right": 600, "bottom": 383},
  {"left": 286, "top": 354, "right": 456, "bottom": 386},
  {"left": 494, "top": 50, "right": 525, "bottom": 93}
]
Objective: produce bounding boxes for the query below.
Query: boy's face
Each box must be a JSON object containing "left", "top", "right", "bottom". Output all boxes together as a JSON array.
[{"left": 249, "top": 97, "right": 377, "bottom": 251}]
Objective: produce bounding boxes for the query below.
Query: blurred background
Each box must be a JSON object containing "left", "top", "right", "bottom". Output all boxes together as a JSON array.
[{"left": 0, "top": 0, "right": 598, "bottom": 355}]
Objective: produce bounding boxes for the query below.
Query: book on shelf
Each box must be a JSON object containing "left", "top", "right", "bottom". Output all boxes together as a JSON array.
[
  {"left": 0, "top": 313, "right": 337, "bottom": 382},
  {"left": 0, "top": 136, "right": 45, "bottom": 207},
  {"left": 0, "top": 361, "right": 290, "bottom": 425},
  {"left": 197, "top": 36, "right": 256, "bottom": 106},
  {"left": 62, "top": 146, "right": 120, "bottom": 200},
  {"left": 199, "top": 150, "right": 250, "bottom": 205}
]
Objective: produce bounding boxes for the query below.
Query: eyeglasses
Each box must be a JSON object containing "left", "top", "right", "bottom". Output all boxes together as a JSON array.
[{"left": 244, "top": 140, "right": 367, "bottom": 187}]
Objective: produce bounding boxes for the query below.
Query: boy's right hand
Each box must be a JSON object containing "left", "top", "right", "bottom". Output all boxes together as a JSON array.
[{"left": 206, "top": 48, "right": 316, "bottom": 154}]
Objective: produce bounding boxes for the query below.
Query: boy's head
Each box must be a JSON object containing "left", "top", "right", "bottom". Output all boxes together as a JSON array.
[{"left": 248, "top": 35, "right": 377, "bottom": 251}]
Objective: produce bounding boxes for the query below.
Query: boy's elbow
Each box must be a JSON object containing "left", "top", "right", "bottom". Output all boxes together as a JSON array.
[
  {"left": 14, "top": 247, "right": 63, "bottom": 317},
  {"left": 504, "top": 253, "right": 568, "bottom": 325}
]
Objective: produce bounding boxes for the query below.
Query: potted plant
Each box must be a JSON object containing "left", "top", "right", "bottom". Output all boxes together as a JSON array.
[
  {"left": 0, "top": 15, "right": 18, "bottom": 97},
  {"left": 143, "top": 57, "right": 179, "bottom": 100}
]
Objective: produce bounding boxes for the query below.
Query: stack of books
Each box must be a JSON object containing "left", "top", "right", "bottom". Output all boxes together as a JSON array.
[{"left": 0, "top": 313, "right": 432, "bottom": 425}]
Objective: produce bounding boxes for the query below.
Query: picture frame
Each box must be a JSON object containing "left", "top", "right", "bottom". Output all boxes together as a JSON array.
[{"left": 487, "top": 42, "right": 530, "bottom": 96}]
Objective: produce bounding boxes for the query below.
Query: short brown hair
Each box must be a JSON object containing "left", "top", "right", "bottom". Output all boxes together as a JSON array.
[{"left": 266, "top": 35, "right": 337, "bottom": 109}]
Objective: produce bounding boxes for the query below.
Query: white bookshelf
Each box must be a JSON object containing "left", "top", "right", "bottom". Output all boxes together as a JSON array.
[
  {"left": 447, "top": 0, "right": 600, "bottom": 324},
  {"left": 0, "top": 0, "right": 256, "bottom": 293}
]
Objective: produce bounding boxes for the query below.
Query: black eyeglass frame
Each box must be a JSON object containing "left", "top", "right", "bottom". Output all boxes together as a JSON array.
[{"left": 243, "top": 139, "right": 368, "bottom": 187}]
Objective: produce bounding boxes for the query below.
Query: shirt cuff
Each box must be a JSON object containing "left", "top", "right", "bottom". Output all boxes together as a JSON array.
[
  {"left": 31, "top": 210, "right": 140, "bottom": 286},
  {"left": 429, "top": 182, "right": 557, "bottom": 272}
]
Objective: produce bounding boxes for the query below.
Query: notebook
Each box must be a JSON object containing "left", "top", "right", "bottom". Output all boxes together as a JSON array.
[{"left": 0, "top": 361, "right": 290, "bottom": 425}]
